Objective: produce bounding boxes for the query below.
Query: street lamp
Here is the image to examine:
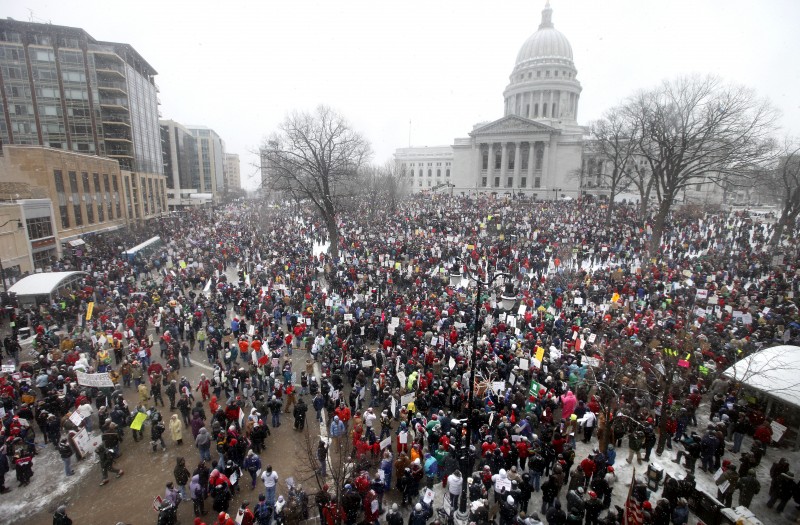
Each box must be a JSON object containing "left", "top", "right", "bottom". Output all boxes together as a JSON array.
[
  {"left": 0, "top": 219, "right": 23, "bottom": 294},
  {"left": 551, "top": 187, "right": 562, "bottom": 201},
  {"left": 450, "top": 257, "right": 517, "bottom": 521}
]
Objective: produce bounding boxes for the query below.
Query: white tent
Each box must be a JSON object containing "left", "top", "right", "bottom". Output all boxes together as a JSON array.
[
  {"left": 7, "top": 271, "right": 87, "bottom": 302},
  {"left": 722, "top": 345, "right": 800, "bottom": 408}
]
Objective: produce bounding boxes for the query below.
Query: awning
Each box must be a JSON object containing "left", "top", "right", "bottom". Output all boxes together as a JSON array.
[
  {"left": 722, "top": 345, "right": 800, "bottom": 409},
  {"left": 68, "top": 239, "right": 86, "bottom": 247},
  {"left": 7, "top": 271, "right": 88, "bottom": 297}
]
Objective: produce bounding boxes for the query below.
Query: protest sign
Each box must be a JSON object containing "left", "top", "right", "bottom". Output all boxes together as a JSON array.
[
  {"left": 69, "top": 411, "right": 84, "bottom": 427},
  {"left": 380, "top": 437, "right": 392, "bottom": 450},
  {"left": 130, "top": 412, "right": 148, "bottom": 431},
  {"left": 400, "top": 392, "right": 416, "bottom": 406},
  {"left": 76, "top": 371, "right": 114, "bottom": 388},
  {"left": 771, "top": 421, "right": 787, "bottom": 442}
]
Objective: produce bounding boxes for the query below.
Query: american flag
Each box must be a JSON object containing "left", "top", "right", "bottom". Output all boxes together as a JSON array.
[{"left": 623, "top": 468, "right": 643, "bottom": 525}]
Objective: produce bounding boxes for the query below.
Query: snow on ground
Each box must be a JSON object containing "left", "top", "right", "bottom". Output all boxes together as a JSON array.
[
  {"left": 0, "top": 439, "right": 99, "bottom": 522},
  {"left": 313, "top": 241, "right": 330, "bottom": 259}
]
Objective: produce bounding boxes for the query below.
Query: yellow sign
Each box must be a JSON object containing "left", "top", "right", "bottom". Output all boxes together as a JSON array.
[
  {"left": 611, "top": 293, "right": 620, "bottom": 303},
  {"left": 395, "top": 262, "right": 401, "bottom": 270},
  {"left": 130, "top": 412, "right": 147, "bottom": 431},
  {"left": 179, "top": 260, "right": 187, "bottom": 269},
  {"left": 85, "top": 301, "right": 94, "bottom": 321},
  {"left": 535, "top": 346, "right": 545, "bottom": 362}
]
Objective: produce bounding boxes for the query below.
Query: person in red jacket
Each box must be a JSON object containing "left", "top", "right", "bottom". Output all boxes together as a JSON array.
[
  {"left": 753, "top": 421, "right": 773, "bottom": 446},
  {"left": 215, "top": 512, "right": 235, "bottom": 525},
  {"left": 237, "top": 501, "right": 255, "bottom": 525}
]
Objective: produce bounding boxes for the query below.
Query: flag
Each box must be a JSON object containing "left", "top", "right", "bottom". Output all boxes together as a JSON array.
[{"left": 623, "top": 468, "right": 643, "bottom": 525}]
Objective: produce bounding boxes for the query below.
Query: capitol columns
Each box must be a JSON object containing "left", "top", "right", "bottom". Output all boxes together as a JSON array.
[
  {"left": 513, "top": 141, "right": 522, "bottom": 187},
  {"left": 542, "top": 139, "right": 550, "bottom": 189},
  {"left": 474, "top": 142, "right": 482, "bottom": 186},
  {"left": 500, "top": 143, "right": 508, "bottom": 185},
  {"left": 527, "top": 141, "right": 535, "bottom": 184},
  {"left": 487, "top": 143, "right": 494, "bottom": 183}
]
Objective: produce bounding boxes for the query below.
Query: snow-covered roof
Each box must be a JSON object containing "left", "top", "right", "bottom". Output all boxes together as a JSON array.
[
  {"left": 722, "top": 345, "right": 800, "bottom": 408},
  {"left": 7, "top": 271, "right": 87, "bottom": 297}
]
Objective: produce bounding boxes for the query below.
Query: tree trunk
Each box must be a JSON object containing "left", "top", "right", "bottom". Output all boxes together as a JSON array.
[
  {"left": 655, "top": 367, "right": 674, "bottom": 455},
  {"left": 606, "top": 179, "right": 617, "bottom": 223},
  {"left": 648, "top": 200, "right": 671, "bottom": 259},
  {"left": 325, "top": 214, "right": 339, "bottom": 259}
]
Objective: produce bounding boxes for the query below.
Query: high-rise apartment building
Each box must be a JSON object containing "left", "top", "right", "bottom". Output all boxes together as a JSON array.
[
  {"left": 160, "top": 119, "right": 203, "bottom": 207},
  {"left": 224, "top": 153, "right": 240, "bottom": 192},
  {"left": 187, "top": 126, "right": 224, "bottom": 196},
  {"left": 0, "top": 19, "right": 167, "bottom": 277},
  {"left": 0, "top": 19, "right": 163, "bottom": 175}
]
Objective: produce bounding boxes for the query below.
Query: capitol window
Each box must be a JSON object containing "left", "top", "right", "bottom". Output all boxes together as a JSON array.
[
  {"left": 446, "top": 169, "right": 450, "bottom": 177},
  {"left": 537, "top": 71, "right": 541, "bottom": 78}
]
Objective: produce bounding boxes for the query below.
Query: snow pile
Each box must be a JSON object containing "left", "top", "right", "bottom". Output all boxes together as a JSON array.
[{"left": 0, "top": 442, "right": 98, "bottom": 522}]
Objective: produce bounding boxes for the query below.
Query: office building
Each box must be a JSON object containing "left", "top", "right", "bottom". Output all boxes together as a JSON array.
[
  {"left": 187, "top": 125, "right": 225, "bottom": 197},
  {"left": 160, "top": 119, "right": 204, "bottom": 208},
  {"left": 224, "top": 153, "right": 240, "bottom": 192}
]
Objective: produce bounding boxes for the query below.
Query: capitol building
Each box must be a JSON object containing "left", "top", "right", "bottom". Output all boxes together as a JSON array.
[{"left": 395, "top": 2, "right": 587, "bottom": 199}]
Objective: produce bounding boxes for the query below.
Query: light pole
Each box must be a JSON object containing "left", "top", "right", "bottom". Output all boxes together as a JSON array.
[
  {"left": 449, "top": 259, "right": 517, "bottom": 521},
  {"left": 0, "top": 218, "right": 23, "bottom": 294},
  {"left": 551, "top": 187, "right": 562, "bottom": 201}
]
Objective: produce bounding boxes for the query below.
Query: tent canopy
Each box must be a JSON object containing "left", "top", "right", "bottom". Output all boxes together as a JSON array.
[
  {"left": 722, "top": 345, "right": 800, "bottom": 409},
  {"left": 7, "top": 271, "right": 87, "bottom": 297}
]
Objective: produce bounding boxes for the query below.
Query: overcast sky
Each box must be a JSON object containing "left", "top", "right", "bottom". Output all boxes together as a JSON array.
[{"left": 6, "top": 0, "right": 799, "bottom": 189}]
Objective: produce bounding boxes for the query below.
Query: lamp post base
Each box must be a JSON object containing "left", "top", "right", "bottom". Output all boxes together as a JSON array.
[{"left": 453, "top": 508, "right": 470, "bottom": 525}]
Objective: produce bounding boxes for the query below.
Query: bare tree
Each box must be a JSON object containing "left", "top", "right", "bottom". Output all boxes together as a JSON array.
[
  {"left": 622, "top": 75, "right": 778, "bottom": 257},
  {"left": 260, "top": 106, "right": 372, "bottom": 258},
  {"left": 589, "top": 109, "right": 637, "bottom": 221},
  {"left": 766, "top": 137, "right": 800, "bottom": 245}
]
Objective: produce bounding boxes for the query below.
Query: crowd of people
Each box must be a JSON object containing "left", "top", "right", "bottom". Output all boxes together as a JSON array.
[{"left": 0, "top": 193, "right": 799, "bottom": 525}]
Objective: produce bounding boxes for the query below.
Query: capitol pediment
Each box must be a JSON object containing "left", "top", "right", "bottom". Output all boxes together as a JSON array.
[{"left": 469, "top": 115, "right": 557, "bottom": 137}]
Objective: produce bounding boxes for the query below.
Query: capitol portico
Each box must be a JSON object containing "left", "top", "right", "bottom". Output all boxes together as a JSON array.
[{"left": 396, "top": 2, "right": 587, "bottom": 199}]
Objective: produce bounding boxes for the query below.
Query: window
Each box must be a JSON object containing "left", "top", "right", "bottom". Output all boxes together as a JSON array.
[
  {"left": 542, "top": 103, "right": 548, "bottom": 118},
  {"left": 508, "top": 154, "right": 514, "bottom": 170},
  {"left": 26, "top": 217, "right": 53, "bottom": 240},
  {"left": 555, "top": 71, "right": 558, "bottom": 77},
  {"left": 94, "top": 173, "right": 104, "bottom": 222},
  {"left": 113, "top": 175, "right": 121, "bottom": 217},
  {"left": 427, "top": 180, "right": 431, "bottom": 187},
  {"left": 494, "top": 177, "right": 500, "bottom": 187},
  {"left": 104, "top": 174, "right": 113, "bottom": 220},
  {"left": 545, "top": 70, "right": 550, "bottom": 77},
  {"left": 534, "top": 177, "right": 541, "bottom": 188},
  {"left": 696, "top": 183, "right": 702, "bottom": 191},
  {"left": 446, "top": 169, "right": 450, "bottom": 177},
  {"left": 494, "top": 151, "right": 501, "bottom": 170},
  {"left": 482, "top": 152, "right": 488, "bottom": 170},
  {"left": 521, "top": 177, "right": 527, "bottom": 188},
  {"left": 69, "top": 171, "right": 82, "bottom": 226},
  {"left": 507, "top": 177, "right": 513, "bottom": 188},
  {"left": 54, "top": 170, "right": 69, "bottom": 228},
  {"left": 82, "top": 172, "right": 94, "bottom": 224},
  {"left": 534, "top": 103, "right": 539, "bottom": 118},
  {"left": 436, "top": 169, "right": 441, "bottom": 177},
  {"left": 526, "top": 104, "right": 530, "bottom": 118},
  {"left": 418, "top": 180, "right": 422, "bottom": 187},
  {"left": 537, "top": 71, "right": 541, "bottom": 78},
  {"left": 427, "top": 169, "right": 432, "bottom": 177},
  {"left": 552, "top": 103, "right": 557, "bottom": 117},
  {"left": 481, "top": 177, "right": 487, "bottom": 187},
  {"left": 418, "top": 169, "right": 422, "bottom": 177}
]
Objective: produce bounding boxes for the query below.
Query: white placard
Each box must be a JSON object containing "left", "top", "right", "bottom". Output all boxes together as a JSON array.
[
  {"left": 492, "top": 381, "right": 506, "bottom": 394},
  {"left": 1, "top": 365, "right": 14, "bottom": 373},
  {"left": 587, "top": 333, "right": 597, "bottom": 343},
  {"left": 519, "top": 358, "right": 529, "bottom": 370},
  {"left": 397, "top": 371, "right": 406, "bottom": 386},
  {"left": 361, "top": 360, "right": 373, "bottom": 368},
  {"left": 771, "top": 421, "right": 787, "bottom": 442},
  {"left": 76, "top": 371, "right": 115, "bottom": 388},
  {"left": 449, "top": 357, "right": 456, "bottom": 370},
  {"left": 583, "top": 356, "right": 600, "bottom": 368},
  {"left": 69, "top": 411, "right": 84, "bottom": 426},
  {"left": 380, "top": 436, "right": 392, "bottom": 449},
  {"left": 400, "top": 392, "right": 416, "bottom": 406}
]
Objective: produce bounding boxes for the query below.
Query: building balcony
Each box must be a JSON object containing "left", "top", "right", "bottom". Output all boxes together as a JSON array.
[
  {"left": 104, "top": 134, "right": 132, "bottom": 143},
  {"left": 97, "top": 80, "right": 127, "bottom": 94},
  {"left": 94, "top": 65, "right": 125, "bottom": 79},
  {"left": 101, "top": 117, "right": 131, "bottom": 127}
]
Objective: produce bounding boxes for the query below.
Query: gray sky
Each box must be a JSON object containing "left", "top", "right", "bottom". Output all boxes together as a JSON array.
[{"left": 6, "top": 0, "right": 799, "bottom": 190}]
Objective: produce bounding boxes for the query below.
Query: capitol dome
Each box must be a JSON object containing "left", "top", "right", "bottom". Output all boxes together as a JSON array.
[
  {"left": 515, "top": 2, "right": 573, "bottom": 67},
  {"left": 503, "top": 1, "right": 582, "bottom": 124}
]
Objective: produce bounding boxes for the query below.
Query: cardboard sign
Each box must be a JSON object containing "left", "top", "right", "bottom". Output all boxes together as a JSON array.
[
  {"left": 771, "top": 421, "right": 787, "bottom": 442},
  {"left": 400, "top": 392, "right": 416, "bottom": 406},
  {"left": 130, "top": 412, "right": 148, "bottom": 431},
  {"left": 519, "top": 358, "right": 529, "bottom": 370},
  {"left": 68, "top": 411, "right": 84, "bottom": 426},
  {"left": 380, "top": 436, "right": 392, "bottom": 450},
  {"left": 72, "top": 428, "right": 102, "bottom": 458},
  {"left": 76, "top": 371, "right": 114, "bottom": 388},
  {"left": 492, "top": 381, "right": 506, "bottom": 394}
]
